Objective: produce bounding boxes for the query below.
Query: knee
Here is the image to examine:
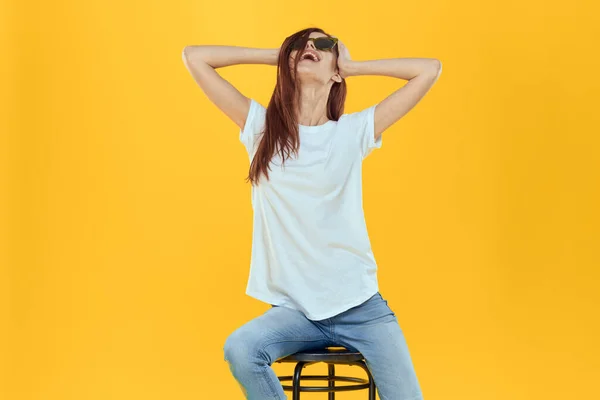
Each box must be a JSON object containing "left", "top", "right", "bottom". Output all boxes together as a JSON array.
[
  {"left": 223, "top": 330, "right": 258, "bottom": 365},
  {"left": 223, "top": 332, "right": 241, "bottom": 363}
]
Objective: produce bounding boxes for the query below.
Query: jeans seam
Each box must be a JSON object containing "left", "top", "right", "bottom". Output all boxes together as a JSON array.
[
  {"left": 330, "top": 320, "right": 336, "bottom": 342},
  {"left": 260, "top": 338, "right": 329, "bottom": 398}
]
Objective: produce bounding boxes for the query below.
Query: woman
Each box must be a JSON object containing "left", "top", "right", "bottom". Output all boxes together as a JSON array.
[{"left": 183, "top": 27, "right": 441, "bottom": 400}]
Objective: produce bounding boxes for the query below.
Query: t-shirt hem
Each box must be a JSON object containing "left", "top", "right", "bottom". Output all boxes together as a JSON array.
[
  {"left": 245, "top": 289, "right": 281, "bottom": 308},
  {"left": 367, "top": 104, "right": 382, "bottom": 150},
  {"left": 246, "top": 287, "right": 380, "bottom": 321},
  {"left": 304, "top": 289, "right": 379, "bottom": 320}
]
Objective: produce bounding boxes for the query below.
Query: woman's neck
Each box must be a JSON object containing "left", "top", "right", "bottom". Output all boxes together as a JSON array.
[{"left": 296, "top": 83, "right": 333, "bottom": 126}]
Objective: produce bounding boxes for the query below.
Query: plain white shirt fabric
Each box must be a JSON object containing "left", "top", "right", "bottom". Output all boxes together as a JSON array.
[{"left": 239, "top": 98, "right": 383, "bottom": 321}]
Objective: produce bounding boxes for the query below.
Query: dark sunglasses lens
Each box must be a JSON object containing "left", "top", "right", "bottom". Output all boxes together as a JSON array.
[{"left": 315, "top": 38, "right": 335, "bottom": 50}]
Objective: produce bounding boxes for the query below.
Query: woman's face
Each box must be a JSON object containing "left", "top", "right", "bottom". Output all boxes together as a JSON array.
[{"left": 289, "top": 32, "right": 341, "bottom": 84}]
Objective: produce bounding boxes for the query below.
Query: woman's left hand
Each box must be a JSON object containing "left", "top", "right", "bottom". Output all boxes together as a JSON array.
[{"left": 336, "top": 39, "right": 353, "bottom": 79}]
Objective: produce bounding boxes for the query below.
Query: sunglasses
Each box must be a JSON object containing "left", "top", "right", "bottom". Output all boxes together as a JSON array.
[{"left": 291, "top": 36, "right": 339, "bottom": 51}]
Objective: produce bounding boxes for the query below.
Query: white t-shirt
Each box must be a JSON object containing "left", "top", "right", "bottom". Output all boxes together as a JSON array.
[{"left": 239, "top": 98, "right": 383, "bottom": 321}]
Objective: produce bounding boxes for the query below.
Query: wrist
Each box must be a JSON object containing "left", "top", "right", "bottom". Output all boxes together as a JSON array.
[
  {"left": 268, "top": 48, "right": 279, "bottom": 66},
  {"left": 343, "top": 60, "right": 361, "bottom": 77}
]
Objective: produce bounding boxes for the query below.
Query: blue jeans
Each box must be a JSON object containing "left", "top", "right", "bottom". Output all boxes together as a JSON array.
[{"left": 223, "top": 291, "right": 424, "bottom": 400}]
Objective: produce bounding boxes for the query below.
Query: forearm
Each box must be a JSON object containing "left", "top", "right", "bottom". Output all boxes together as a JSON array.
[
  {"left": 345, "top": 57, "right": 441, "bottom": 80},
  {"left": 182, "top": 45, "right": 279, "bottom": 68}
]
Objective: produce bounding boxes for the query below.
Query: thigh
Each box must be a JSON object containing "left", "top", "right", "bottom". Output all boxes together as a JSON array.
[
  {"left": 332, "top": 293, "right": 424, "bottom": 400},
  {"left": 223, "top": 305, "right": 333, "bottom": 366}
]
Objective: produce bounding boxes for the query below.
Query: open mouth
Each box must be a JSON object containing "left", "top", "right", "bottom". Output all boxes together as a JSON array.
[{"left": 300, "top": 51, "right": 320, "bottom": 62}]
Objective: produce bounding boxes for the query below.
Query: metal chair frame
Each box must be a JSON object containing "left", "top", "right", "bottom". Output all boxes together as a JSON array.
[{"left": 275, "top": 347, "right": 376, "bottom": 400}]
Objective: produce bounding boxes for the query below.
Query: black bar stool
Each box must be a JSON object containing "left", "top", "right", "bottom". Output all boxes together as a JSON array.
[{"left": 275, "top": 346, "right": 377, "bottom": 399}]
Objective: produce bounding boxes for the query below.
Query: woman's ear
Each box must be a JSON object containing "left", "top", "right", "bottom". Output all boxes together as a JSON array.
[{"left": 332, "top": 73, "right": 343, "bottom": 83}]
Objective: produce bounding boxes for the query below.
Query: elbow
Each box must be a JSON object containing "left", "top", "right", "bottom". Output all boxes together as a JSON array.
[
  {"left": 182, "top": 48, "right": 190, "bottom": 68},
  {"left": 426, "top": 59, "right": 442, "bottom": 81},
  {"left": 430, "top": 59, "right": 442, "bottom": 72},
  {"left": 182, "top": 45, "right": 210, "bottom": 66},
  {"left": 430, "top": 60, "right": 442, "bottom": 83}
]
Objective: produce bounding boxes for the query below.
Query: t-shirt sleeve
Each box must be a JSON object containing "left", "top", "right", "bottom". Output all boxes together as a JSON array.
[
  {"left": 349, "top": 104, "right": 382, "bottom": 160},
  {"left": 239, "top": 98, "right": 267, "bottom": 159}
]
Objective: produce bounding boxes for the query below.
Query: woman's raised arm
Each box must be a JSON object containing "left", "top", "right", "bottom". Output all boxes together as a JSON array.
[
  {"left": 182, "top": 45, "right": 279, "bottom": 130},
  {"left": 336, "top": 40, "right": 442, "bottom": 142}
]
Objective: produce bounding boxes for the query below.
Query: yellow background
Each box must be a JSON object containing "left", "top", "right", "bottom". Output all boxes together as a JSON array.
[{"left": 3, "top": 0, "right": 599, "bottom": 399}]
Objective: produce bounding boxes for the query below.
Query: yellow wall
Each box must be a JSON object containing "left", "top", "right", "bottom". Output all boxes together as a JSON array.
[{"left": 4, "top": 0, "right": 599, "bottom": 399}]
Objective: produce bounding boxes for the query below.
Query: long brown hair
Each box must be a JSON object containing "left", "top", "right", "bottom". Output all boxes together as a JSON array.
[{"left": 245, "top": 27, "right": 347, "bottom": 186}]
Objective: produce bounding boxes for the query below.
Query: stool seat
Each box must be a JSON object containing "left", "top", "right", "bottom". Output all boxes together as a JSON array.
[
  {"left": 276, "top": 346, "right": 365, "bottom": 363},
  {"left": 275, "top": 346, "right": 376, "bottom": 400}
]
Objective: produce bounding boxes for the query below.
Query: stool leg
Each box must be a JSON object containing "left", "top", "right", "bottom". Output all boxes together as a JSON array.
[
  {"left": 355, "top": 360, "right": 377, "bottom": 400},
  {"left": 292, "top": 361, "right": 307, "bottom": 400},
  {"left": 328, "top": 363, "right": 335, "bottom": 400},
  {"left": 369, "top": 376, "right": 376, "bottom": 400}
]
